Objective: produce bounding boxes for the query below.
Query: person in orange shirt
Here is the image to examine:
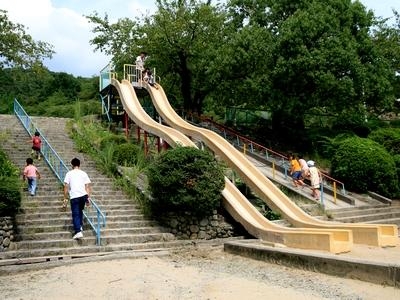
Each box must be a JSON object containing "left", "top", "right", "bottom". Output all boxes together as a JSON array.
[
  {"left": 23, "top": 157, "right": 41, "bottom": 196},
  {"left": 288, "top": 153, "right": 305, "bottom": 187}
]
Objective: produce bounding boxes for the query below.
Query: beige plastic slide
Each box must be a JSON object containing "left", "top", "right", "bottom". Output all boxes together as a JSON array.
[
  {"left": 112, "top": 79, "right": 353, "bottom": 253},
  {"left": 144, "top": 82, "right": 398, "bottom": 247}
]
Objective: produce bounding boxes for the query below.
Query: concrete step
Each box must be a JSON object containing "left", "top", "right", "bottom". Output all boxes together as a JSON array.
[
  {"left": 21, "top": 199, "right": 139, "bottom": 208},
  {"left": 365, "top": 217, "right": 400, "bottom": 227},
  {"left": 333, "top": 211, "right": 400, "bottom": 223},
  {"left": 16, "top": 214, "right": 149, "bottom": 226},
  {"left": 328, "top": 205, "right": 397, "bottom": 218},
  {"left": 15, "top": 233, "right": 169, "bottom": 249},
  {"left": 18, "top": 226, "right": 165, "bottom": 240},
  {"left": 21, "top": 203, "right": 140, "bottom": 212},
  {"left": 17, "top": 220, "right": 159, "bottom": 233}
]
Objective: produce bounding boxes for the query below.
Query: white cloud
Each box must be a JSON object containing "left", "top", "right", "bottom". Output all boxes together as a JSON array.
[{"left": 0, "top": 0, "right": 156, "bottom": 77}]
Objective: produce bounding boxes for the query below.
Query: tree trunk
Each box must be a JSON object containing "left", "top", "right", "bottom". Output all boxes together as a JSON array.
[{"left": 177, "top": 51, "right": 192, "bottom": 112}]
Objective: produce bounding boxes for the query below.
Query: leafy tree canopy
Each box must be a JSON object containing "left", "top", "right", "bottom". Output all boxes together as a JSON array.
[
  {"left": 0, "top": 10, "right": 54, "bottom": 68},
  {"left": 86, "top": 0, "right": 400, "bottom": 131}
]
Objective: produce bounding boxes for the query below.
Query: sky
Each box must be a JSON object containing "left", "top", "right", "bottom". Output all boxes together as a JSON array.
[{"left": 0, "top": 0, "right": 399, "bottom": 77}]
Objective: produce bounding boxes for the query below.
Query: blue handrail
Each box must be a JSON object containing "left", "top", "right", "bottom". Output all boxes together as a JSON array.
[{"left": 13, "top": 99, "right": 106, "bottom": 245}]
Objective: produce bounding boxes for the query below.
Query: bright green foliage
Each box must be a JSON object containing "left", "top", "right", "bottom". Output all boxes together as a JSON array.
[
  {"left": 0, "top": 68, "right": 99, "bottom": 116},
  {"left": 368, "top": 128, "right": 400, "bottom": 155},
  {"left": 331, "top": 137, "right": 399, "bottom": 198},
  {"left": 0, "top": 10, "right": 54, "bottom": 68},
  {"left": 99, "top": 135, "right": 127, "bottom": 150},
  {"left": 0, "top": 177, "right": 21, "bottom": 217},
  {"left": 147, "top": 146, "right": 225, "bottom": 217},
  {"left": 113, "top": 143, "right": 142, "bottom": 167},
  {"left": 0, "top": 151, "right": 19, "bottom": 178},
  {"left": 0, "top": 150, "right": 21, "bottom": 217}
]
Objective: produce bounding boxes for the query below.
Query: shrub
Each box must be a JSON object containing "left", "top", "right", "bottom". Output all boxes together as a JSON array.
[
  {"left": 0, "top": 149, "right": 21, "bottom": 217},
  {"left": 99, "top": 134, "right": 127, "bottom": 150},
  {"left": 0, "top": 152, "right": 19, "bottom": 177},
  {"left": 0, "top": 177, "right": 22, "bottom": 217},
  {"left": 113, "top": 143, "right": 141, "bottom": 167},
  {"left": 368, "top": 128, "right": 400, "bottom": 155},
  {"left": 331, "top": 137, "right": 399, "bottom": 198},
  {"left": 147, "top": 146, "right": 225, "bottom": 217}
]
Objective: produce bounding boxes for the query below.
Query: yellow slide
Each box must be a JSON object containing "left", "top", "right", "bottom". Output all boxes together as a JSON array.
[
  {"left": 112, "top": 78, "right": 352, "bottom": 253},
  {"left": 144, "top": 82, "right": 398, "bottom": 247}
]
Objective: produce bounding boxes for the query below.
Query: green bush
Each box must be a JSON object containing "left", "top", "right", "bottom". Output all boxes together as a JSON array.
[
  {"left": 99, "top": 134, "right": 127, "bottom": 150},
  {"left": 147, "top": 146, "right": 225, "bottom": 217},
  {"left": 368, "top": 128, "right": 400, "bottom": 155},
  {"left": 331, "top": 137, "right": 399, "bottom": 198},
  {"left": 0, "top": 177, "right": 22, "bottom": 217},
  {"left": 0, "top": 152, "right": 19, "bottom": 177},
  {"left": 113, "top": 143, "right": 141, "bottom": 166},
  {"left": 0, "top": 149, "right": 21, "bottom": 217}
]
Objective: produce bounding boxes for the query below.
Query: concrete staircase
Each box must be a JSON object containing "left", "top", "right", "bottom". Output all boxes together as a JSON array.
[
  {"left": 327, "top": 203, "right": 400, "bottom": 227},
  {"left": 0, "top": 114, "right": 183, "bottom": 261}
]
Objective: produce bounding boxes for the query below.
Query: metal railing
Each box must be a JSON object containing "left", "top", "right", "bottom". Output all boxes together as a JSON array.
[
  {"left": 189, "top": 114, "right": 346, "bottom": 201},
  {"left": 123, "top": 64, "right": 158, "bottom": 88},
  {"left": 99, "top": 63, "right": 114, "bottom": 91},
  {"left": 100, "top": 94, "right": 111, "bottom": 122},
  {"left": 14, "top": 99, "right": 106, "bottom": 245}
]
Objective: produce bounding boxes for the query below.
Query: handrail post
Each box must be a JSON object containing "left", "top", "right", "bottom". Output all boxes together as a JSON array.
[
  {"left": 272, "top": 161, "right": 276, "bottom": 179},
  {"left": 320, "top": 182, "right": 325, "bottom": 208},
  {"left": 96, "top": 209, "right": 101, "bottom": 245},
  {"left": 333, "top": 181, "right": 337, "bottom": 204}
]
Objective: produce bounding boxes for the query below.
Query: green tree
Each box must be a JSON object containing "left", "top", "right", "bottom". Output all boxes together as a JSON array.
[
  {"left": 87, "top": 0, "right": 227, "bottom": 113},
  {"left": 223, "top": 0, "right": 399, "bottom": 133},
  {"left": 0, "top": 10, "right": 54, "bottom": 68}
]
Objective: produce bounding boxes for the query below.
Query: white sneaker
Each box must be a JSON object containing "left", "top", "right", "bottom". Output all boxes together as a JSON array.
[{"left": 73, "top": 231, "right": 83, "bottom": 239}]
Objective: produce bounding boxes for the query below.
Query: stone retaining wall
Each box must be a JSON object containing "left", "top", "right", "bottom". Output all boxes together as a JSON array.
[
  {"left": 160, "top": 210, "right": 235, "bottom": 240},
  {"left": 0, "top": 217, "right": 16, "bottom": 251}
]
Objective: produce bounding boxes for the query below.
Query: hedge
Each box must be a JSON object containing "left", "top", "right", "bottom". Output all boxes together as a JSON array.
[{"left": 331, "top": 137, "right": 399, "bottom": 198}]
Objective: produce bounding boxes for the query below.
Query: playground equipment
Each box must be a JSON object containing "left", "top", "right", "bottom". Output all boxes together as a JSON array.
[
  {"left": 143, "top": 83, "right": 398, "bottom": 247},
  {"left": 111, "top": 78, "right": 353, "bottom": 254},
  {"left": 99, "top": 64, "right": 398, "bottom": 252}
]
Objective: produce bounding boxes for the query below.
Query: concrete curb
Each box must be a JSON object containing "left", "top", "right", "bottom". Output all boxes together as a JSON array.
[{"left": 224, "top": 240, "right": 400, "bottom": 287}]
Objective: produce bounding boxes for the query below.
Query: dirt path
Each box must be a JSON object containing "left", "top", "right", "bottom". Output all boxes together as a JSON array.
[{"left": 0, "top": 246, "right": 399, "bottom": 300}]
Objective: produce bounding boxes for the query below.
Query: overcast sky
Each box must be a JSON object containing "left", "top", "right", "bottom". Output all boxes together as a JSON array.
[{"left": 0, "top": 0, "right": 398, "bottom": 77}]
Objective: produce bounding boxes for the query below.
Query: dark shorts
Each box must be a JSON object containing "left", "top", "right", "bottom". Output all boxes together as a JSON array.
[
  {"left": 292, "top": 171, "right": 302, "bottom": 180},
  {"left": 32, "top": 146, "right": 40, "bottom": 151}
]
